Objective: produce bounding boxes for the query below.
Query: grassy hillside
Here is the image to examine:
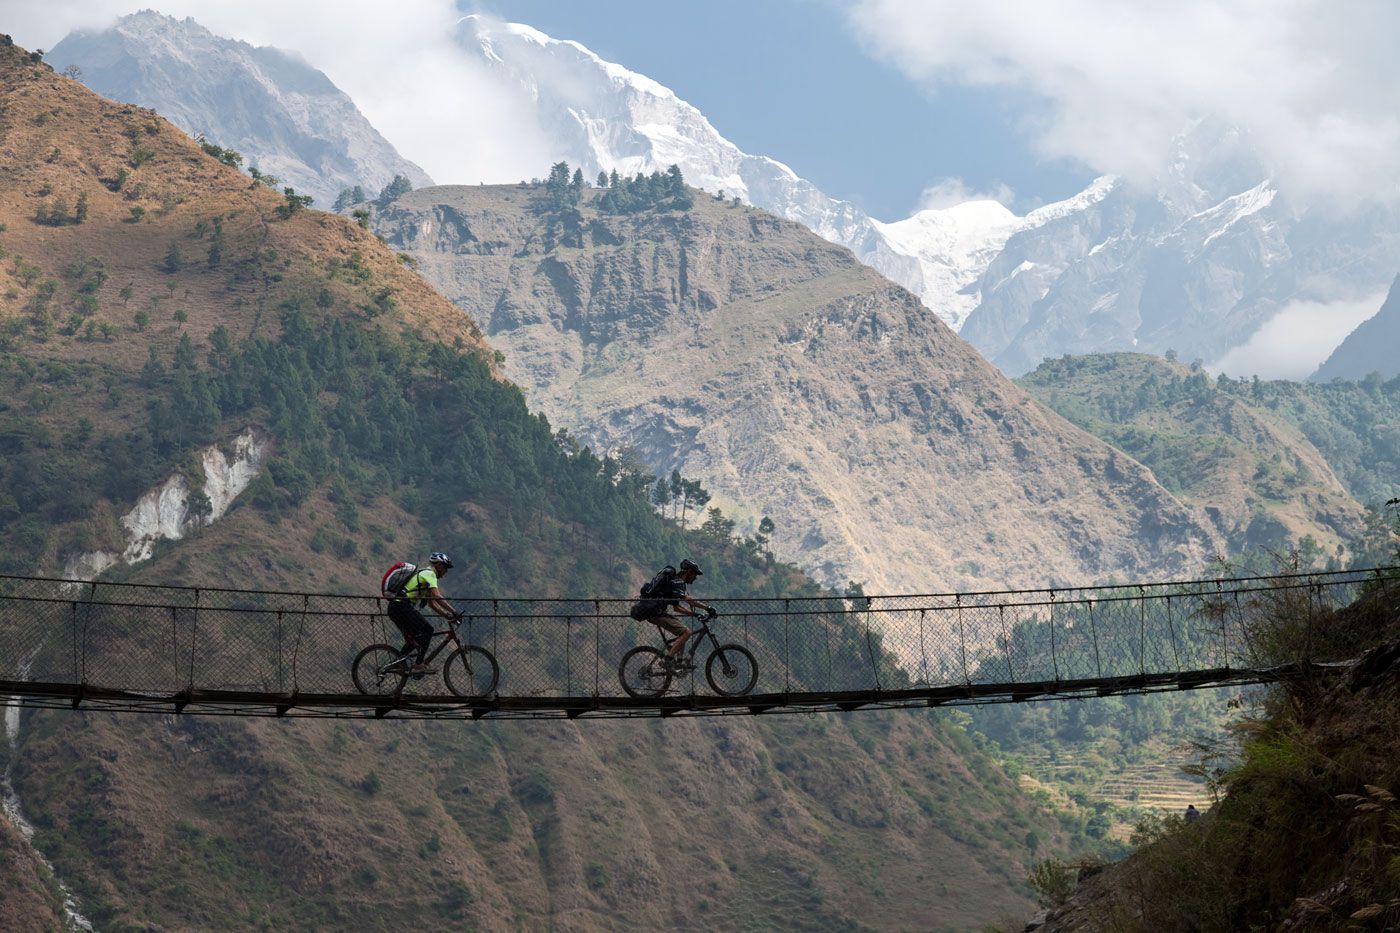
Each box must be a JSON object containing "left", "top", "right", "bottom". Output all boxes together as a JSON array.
[
  {"left": 0, "top": 38, "right": 1062, "bottom": 929},
  {"left": 1020, "top": 353, "right": 1373, "bottom": 558}
]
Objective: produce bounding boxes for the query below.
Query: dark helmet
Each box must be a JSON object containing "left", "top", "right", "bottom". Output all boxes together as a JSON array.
[
  {"left": 678, "top": 558, "right": 702, "bottom": 576},
  {"left": 429, "top": 551, "right": 454, "bottom": 569}
]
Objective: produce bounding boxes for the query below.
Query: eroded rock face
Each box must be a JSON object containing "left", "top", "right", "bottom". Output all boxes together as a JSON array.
[
  {"left": 379, "top": 186, "right": 1219, "bottom": 592},
  {"left": 63, "top": 429, "right": 269, "bottom": 580}
]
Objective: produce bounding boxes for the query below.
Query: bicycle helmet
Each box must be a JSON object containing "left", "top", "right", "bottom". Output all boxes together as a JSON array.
[
  {"left": 678, "top": 558, "right": 702, "bottom": 576},
  {"left": 429, "top": 551, "right": 454, "bottom": 569}
]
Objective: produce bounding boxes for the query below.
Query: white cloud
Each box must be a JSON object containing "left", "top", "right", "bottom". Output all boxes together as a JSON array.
[
  {"left": 916, "top": 177, "right": 1015, "bottom": 211},
  {"left": 1208, "top": 292, "right": 1386, "bottom": 380},
  {"left": 3, "top": 1, "right": 555, "bottom": 184},
  {"left": 848, "top": 0, "right": 1400, "bottom": 204}
]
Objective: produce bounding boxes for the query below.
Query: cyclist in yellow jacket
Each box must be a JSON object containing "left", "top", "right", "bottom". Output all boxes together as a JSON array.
[{"left": 388, "top": 551, "right": 459, "bottom": 675}]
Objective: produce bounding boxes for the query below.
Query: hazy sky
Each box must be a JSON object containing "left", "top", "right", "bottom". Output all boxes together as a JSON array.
[{"left": 7, "top": 0, "right": 1399, "bottom": 216}]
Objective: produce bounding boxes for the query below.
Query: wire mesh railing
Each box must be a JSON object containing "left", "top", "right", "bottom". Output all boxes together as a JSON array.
[{"left": 0, "top": 566, "right": 1393, "bottom": 717}]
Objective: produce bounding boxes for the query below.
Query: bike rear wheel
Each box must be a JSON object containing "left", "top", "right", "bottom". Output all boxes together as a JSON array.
[
  {"left": 619, "top": 645, "right": 672, "bottom": 698},
  {"left": 352, "top": 644, "right": 408, "bottom": 696},
  {"left": 443, "top": 645, "right": 500, "bottom": 698},
  {"left": 705, "top": 644, "right": 758, "bottom": 696}
]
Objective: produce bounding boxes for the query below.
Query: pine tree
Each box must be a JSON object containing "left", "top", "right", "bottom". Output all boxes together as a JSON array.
[
  {"left": 596, "top": 170, "right": 609, "bottom": 188},
  {"left": 651, "top": 477, "right": 671, "bottom": 513},
  {"left": 74, "top": 191, "right": 88, "bottom": 224},
  {"left": 160, "top": 242, "right": 183, "bottom": 274},
  {"left": 377, "top": 175, "right": 413, "bottom": 205},
  {"left": 174, "top": 332, "right": 197, "bottom": 369},
  {"left": 141, "top": 345, "right": 165, "bottom": 387}
]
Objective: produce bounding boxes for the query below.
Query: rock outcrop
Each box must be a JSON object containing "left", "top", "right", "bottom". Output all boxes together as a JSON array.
[{"left": 63, "top": 429, "right": 269, "bottom": 580}]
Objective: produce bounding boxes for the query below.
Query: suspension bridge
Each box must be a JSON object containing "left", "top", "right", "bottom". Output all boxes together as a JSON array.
[{"left": 0, "top": 567, "right": 1392, "bottom": 720}]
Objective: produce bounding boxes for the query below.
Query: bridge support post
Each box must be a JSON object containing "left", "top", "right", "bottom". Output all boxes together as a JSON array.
[
  {"left": 1139, "top": 586, "right": 1147, "bottom": 675},
  {"left": 784, "top": 599, "right": 791, "bottom": 694},
  {"left": 998, "top": 605, "right": 1015, "bottom": 683},
  {"left": 955, "top": 595, "right": 970, "bottom": 686},
  {"left": 1088, "top": 599, "right": 1102, "bottom": 678}
]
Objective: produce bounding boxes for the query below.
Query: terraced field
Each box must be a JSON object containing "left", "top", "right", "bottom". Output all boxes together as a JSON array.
[{"left": 1017, "top": 745, "right": 1208, "bottom": 841}]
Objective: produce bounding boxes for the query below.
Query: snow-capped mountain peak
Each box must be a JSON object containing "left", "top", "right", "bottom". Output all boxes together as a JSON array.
[
  {"left": 454, "top": 15, "right": 1112, "bottom": 331},
  {"left": 47, "top": 11, "right": 432, "bottom": 208}
]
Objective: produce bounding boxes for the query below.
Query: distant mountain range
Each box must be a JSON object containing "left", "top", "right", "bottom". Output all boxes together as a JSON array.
[
  {"left": 456, "top": 19, "right": 1400, "bottom": 377},
  {"left": 46, "top": 11, "right": 432, "bottom": 209},
  {"left": 49, "top": 13, "right": 1400, "bottom": 376}
]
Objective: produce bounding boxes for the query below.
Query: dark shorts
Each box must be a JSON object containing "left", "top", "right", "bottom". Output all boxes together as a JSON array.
[{"left": 388, "top": 599, "right": 433, "bottom": 650}]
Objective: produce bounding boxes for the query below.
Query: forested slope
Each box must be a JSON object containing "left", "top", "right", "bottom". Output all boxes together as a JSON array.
[{"left": 1019, "top": 353, "right": 1396, "bottom": 559}]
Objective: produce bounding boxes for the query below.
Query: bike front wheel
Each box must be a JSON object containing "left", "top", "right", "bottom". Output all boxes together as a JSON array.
[
  {"left": 352, "top": 644, "right": 408, "bottom": 696},
  {"left": 444, "top": 645, "right": 500, "bottom": 698},
  {"left": 619, "top": 646, "right": 672, "bottom": 698},
  {"left": 705, "top": 644, "right": 758, "bottom": 696}
]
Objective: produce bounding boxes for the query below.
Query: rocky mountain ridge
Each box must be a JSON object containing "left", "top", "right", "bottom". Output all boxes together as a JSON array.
[
  {"left": 457, "top": 15, "right": 1104, "bottom": 335},
  {"left": 46, "top": 11, "right": 432, "bottom": 209},
  {"left": 1312, "top": 274, "right": 1400, "bottom": 381},
  {"left": 376, "top": 182, "right": 1220, "bottom": 592}
]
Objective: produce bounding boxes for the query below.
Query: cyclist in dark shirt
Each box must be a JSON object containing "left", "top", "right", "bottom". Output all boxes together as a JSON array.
[
  {"left": 388, "top": 551, "right": 460, "bottom": 675},
  {"left": 638, "top": 558, "right": 712, "bottom": 669}
]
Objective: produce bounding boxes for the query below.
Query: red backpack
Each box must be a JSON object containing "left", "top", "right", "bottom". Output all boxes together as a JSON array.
[{"left": 380, "top": 561, "right": 417, "bottom": 598}]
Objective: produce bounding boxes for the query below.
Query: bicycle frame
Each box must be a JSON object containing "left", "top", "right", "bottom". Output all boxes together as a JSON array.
[
  {"left": 659, "top": 614, "right": 722, "bottom": 663},
  {"left": 397, "top": 618, "right": 466, "bottom": 667}
]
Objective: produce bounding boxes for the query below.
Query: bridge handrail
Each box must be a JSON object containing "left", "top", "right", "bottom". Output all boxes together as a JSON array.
[{"left": 1, "top": 564, "right": 1394, "bottom": 605}]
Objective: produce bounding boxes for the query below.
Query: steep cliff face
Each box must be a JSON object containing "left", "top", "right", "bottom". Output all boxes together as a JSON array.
[
  {"left": 377, "top": 185, "right": 1219, "bottom": 592},
  {"left": 47, "top": 12, "right": 432, "bottom": 208}
]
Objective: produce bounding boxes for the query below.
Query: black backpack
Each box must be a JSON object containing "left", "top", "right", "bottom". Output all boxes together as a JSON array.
[{"left": 640, "top": 565, "right": 677, "bottom": 599}]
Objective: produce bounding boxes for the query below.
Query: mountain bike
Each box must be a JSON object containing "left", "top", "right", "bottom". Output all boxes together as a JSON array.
[
  {"left": 352, "top": 613, "right": 499, "bottom": 698},
  {"left": 619, "top": 608, "right": 758, "bottom": 698}
]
